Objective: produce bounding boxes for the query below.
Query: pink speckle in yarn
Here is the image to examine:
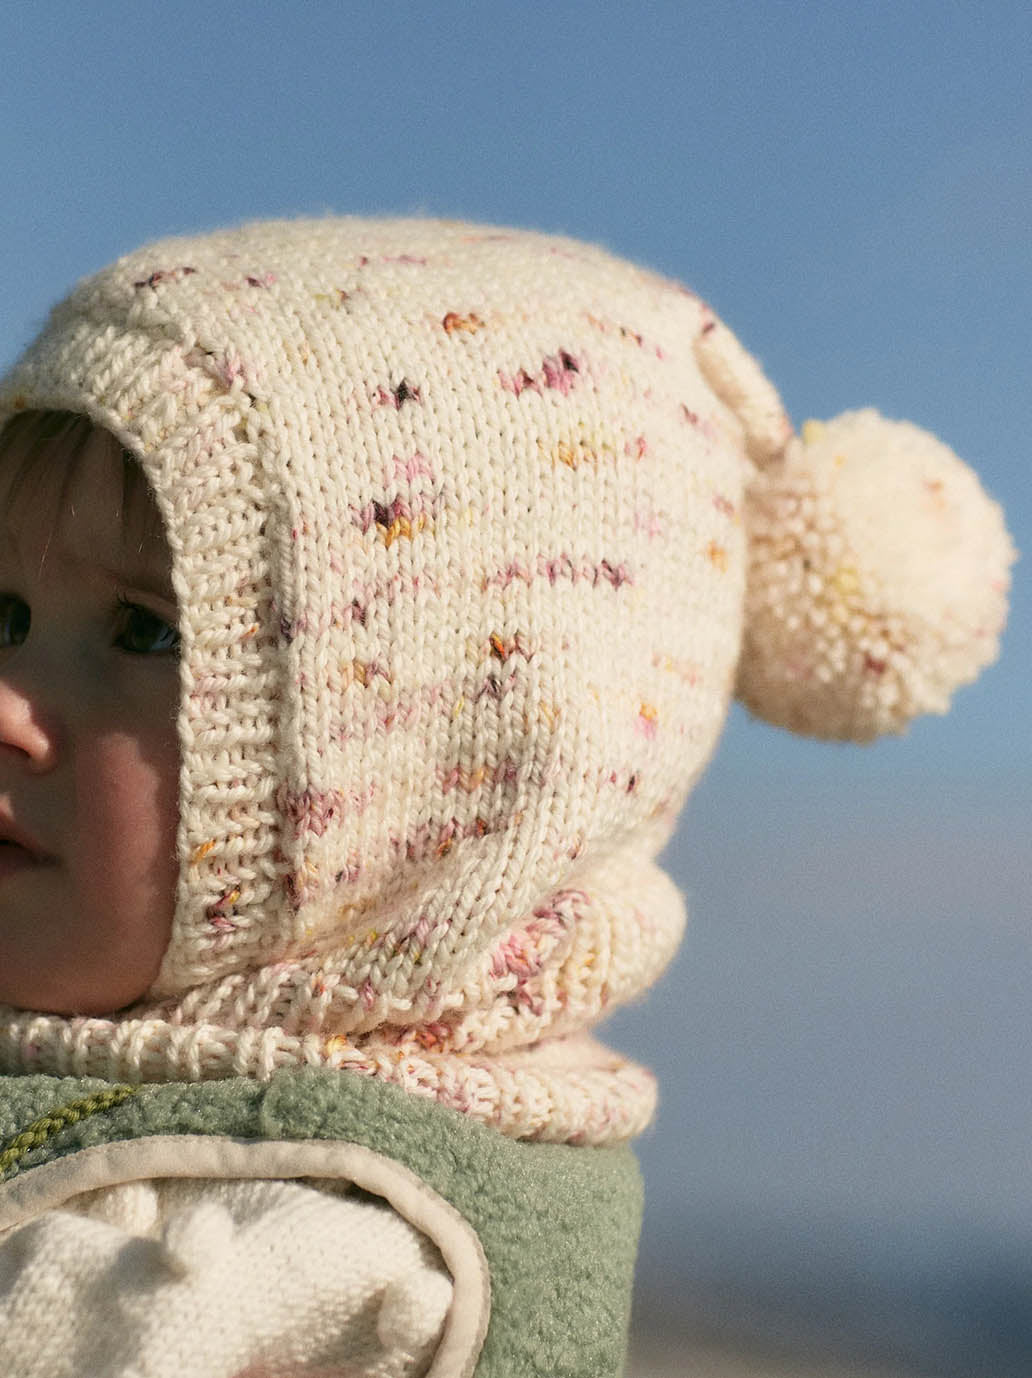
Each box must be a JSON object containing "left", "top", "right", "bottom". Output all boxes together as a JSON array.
[
  {"left": 499, "top": 367, "right": 541, "bottom": 398},
  {"left": 634, "top": 508, "right": 665, "bottom": 540},
  {"left": 132, "top": 266, "right": 197, "bottom": 290},
  {"left": 387, "top": 451, "right": 435, "bottom": 484},
  {"left": 541, "top": 351, "right": 580, "bottom": 395},
  {"left": 206, "top": 888, "right": 241, "bottom": 928},
  {"left": 499, "top": 350, "right": 580, "bottom": 398},
  {"left": 636, "top": 704, "right": 659, "bottom": 739},
  {"left": 373, "top": 379, "right": 422, "bottom": 409},
  {"left": 481, "top": 553, "right": 633, "bottom": 594}
]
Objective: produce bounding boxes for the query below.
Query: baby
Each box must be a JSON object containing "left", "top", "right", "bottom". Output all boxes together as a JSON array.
[{"left": 0, "top": 217, "right": 1014, "bottom": 1378}]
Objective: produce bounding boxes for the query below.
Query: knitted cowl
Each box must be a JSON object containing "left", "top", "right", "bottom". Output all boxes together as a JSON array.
[{"left": 0, "top": 219, "right": 1013, "bottom": 1143}]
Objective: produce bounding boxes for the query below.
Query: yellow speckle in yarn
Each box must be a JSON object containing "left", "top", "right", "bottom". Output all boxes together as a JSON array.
[
  {"left": 537, "top": 699, "right": 560, "bottom": 728},
  {"left": 802, "top": 419, "right": 826, "bottom": 445},
  {"left": 313, "top": 290, "right": 350, "bottom": 309},
  {"left": 706, "top": 541, "right": 728, "bottom": 571},
  {"left": 830, "top": 565, "right": 861, "bottom": 596},
  {"left": 550, "top": 428, "right": 616, "bottom": 472},
  {"left": 442, "top": 311, "right": 485, "bottom": 335},
  {"left": 452, "top": 696, "right": 465, "bottom": 720},
  {"left": 342, "top": 658, "right": 375, "bottom": 688},
  {"left": 652, "top": 652, "right": 702, "bottom": 687},
  {"left": 924, "top": 477, "right": 947, "bottom": 511},
  {"left": 191, "top": 839, "right": 217, "bottom": 863},
  {"left": 381, "top": 513, "right": 428, "bottom": 549}
]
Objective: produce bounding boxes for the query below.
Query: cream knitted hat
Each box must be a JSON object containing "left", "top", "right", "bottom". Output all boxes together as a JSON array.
[{"left": 0, "top": 218, "right": 1014, "bottom": 1143}]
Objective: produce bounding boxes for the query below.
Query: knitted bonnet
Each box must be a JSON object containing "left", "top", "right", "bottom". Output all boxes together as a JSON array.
[{"left": 0, "top": 219, "right": 1014, "bottom": 1143}]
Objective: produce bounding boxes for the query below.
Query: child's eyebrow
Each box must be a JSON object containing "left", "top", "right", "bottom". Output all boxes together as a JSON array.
[
  {"left": 96, "top": 556, "right": 176, "bottom": 604},
  {"left": 0, "top": 526, "right": 175, "bottom": 604}
]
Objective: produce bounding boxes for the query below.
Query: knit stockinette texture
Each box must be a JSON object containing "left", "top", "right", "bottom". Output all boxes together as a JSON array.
[{"left": 0, "top": 218, "right": 1012, "bottom": 1143}]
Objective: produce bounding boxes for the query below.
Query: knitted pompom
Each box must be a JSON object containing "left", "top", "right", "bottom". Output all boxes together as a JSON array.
[{"left": 736, "top": 409, "right": 1016, "bottom": 741}]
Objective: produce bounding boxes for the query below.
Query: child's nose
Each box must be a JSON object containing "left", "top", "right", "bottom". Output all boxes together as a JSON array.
[{"left": 0, "top": 676, "right": 60, "bottom": 771}]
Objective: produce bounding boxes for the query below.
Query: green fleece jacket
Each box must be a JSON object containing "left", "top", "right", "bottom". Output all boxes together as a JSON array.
[{"left": 0, "top": 1067, "right": 642, "bottom": 1377}]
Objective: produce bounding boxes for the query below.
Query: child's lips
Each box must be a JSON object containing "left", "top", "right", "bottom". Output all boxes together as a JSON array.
[
  {"left": 0, "top": 818, "right": 52, "bottom": 873},
  {"left": 0, "top": 839, "right": 41, "bottom": 881}
]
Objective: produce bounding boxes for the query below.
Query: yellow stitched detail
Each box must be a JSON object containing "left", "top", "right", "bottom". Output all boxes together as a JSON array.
[{"left": 0, "top": 1086, "right": 139, "bottom": 1180}]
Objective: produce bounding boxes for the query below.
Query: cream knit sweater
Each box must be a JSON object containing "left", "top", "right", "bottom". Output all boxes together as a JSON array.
[{"left": 0, "top": 1177, "right": 452, "bottom": 1378}]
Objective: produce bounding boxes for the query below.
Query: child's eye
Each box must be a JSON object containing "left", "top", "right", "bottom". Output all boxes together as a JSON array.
[
  {"left": 115, "top": 598, "right": 180, "bottom": 656},
  {"left": 0, "top": 595, "right": 30, "bottom": 649}
]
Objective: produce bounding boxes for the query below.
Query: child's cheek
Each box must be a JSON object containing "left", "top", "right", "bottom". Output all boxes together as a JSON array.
[{"left": 72, "top": 725, "right": 179, "bottom": 975}]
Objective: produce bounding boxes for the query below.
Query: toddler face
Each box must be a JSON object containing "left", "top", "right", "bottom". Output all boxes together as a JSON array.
[{"left": 0, "top": 416, "right": 180, "bottom": 1014}]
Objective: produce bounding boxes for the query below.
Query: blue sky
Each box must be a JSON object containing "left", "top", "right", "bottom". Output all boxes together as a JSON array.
[{"left": 2, "top": 0, "right": 1029, "bottom": 1329}]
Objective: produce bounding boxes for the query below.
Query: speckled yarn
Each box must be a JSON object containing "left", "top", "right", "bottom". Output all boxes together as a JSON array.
[{"left": 0, "top": 218, "right": 1014, "bottom": 1143}]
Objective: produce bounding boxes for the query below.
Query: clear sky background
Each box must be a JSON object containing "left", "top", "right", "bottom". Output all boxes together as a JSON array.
[{"left": 2, "top": 1, "right": 1029, "bottom": 1363}]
